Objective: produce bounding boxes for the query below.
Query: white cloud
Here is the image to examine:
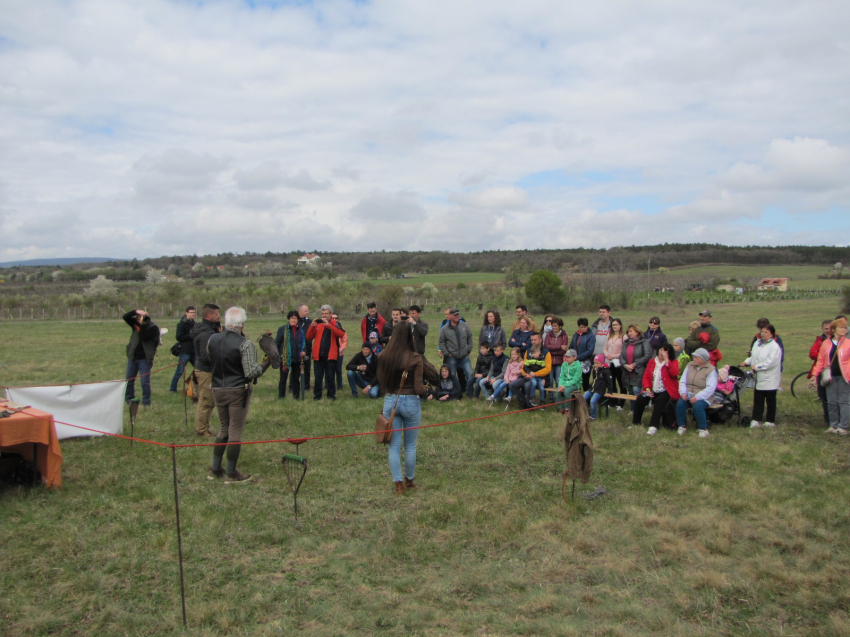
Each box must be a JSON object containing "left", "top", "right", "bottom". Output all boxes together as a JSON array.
[
  {"left": 450, "top": 186, "right": 529, "bottom": 210},
  {"left": 0, "top": 1, "right": 848, "bottom": 260}
]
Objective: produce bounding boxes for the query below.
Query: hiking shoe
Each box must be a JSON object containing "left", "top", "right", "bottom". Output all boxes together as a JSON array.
[
  {"left": 698, "top": 430, "right": 710, "bottom": 439},
  {"left": 647, "top": 427, "right": 658, "bottom": 436},
  {"left": 616, "top": 406, "right": 623, "bottom": 412},
  {"left": 825, "top": 427, "right": 839, "bottom": 434},
  {"left": 677, "top": 427, "right": 687, "bottom": 436},
  {"left": 763, "top": 422, "right": 776, "bottom": 428},
  {"left": 404, "top": 477, "right": 417, "bottom": 491},
  {"left": 224, "top": 471, "right": 253, "bottom": 483},
  {"left": 836, "top": 428, "right": 849, "bottom": 436},
  {"left": 207, "top": 467, "right": 225, "bottom": 481},
  {"left": 749, "top": 420, "right": 760, "bottom": 428},
  {"left": 394, "top": 481, "right": 405, "bottom": 495}
]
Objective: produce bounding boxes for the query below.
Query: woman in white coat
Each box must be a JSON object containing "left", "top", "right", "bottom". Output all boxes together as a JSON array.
[{"left": 742, "top": 323, "right": 782, "bottom": 428}]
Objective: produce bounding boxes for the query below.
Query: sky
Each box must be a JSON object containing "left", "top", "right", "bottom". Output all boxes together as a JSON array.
[{"left": 1, "top": 0, "right": 849, "bottom": 261}]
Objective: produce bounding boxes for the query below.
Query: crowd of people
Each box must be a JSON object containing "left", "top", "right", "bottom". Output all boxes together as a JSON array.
[{"left": 121, "top": 300, "right": 850, "bottom": 490}]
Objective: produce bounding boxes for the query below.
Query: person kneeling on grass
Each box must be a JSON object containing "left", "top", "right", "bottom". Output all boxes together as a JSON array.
[
  {"left": 346, "top": 342, "right": 380, "bottom": 398},
  {"left": 583, "top": 354, "right": 613, "bottom": 420},
  {"left": 633, "top": 343, "right": 680, "bottom": 435},
  {"left": 556, "top": 349, "right": 582, "bottom": 415},
  {"left": 428, "top": 365, "right": 462, "bottom": 401},
  {"left": 675, "top": 348, "right": 717, "bottom": 439}
]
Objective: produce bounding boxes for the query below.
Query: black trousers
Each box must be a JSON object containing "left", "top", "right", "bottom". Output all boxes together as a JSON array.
[
  {"left": 752, "top": 389, "right": 777, "bottom": 423},
  {"left": 632, "top": 391, "right": 674, "bottom": 428},
  {"left": 278, "top": 361, "right": 302, "bottom": 399},
  {"left": 313, "top": 358, "right": 337, "bottom": 400}
]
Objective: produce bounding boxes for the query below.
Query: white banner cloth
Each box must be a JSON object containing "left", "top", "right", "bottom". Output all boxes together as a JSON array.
[{"left": 5, "top": 381, "right": 126, "bottom": 440}]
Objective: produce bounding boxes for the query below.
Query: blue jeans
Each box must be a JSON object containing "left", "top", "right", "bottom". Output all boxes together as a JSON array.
[
  {"left": 478, "top": 378, "right": 494, "bottom": 398},
  {"left": 468, "top": 375, "right": 484, "bottom": 398},
  {"left": 444, "top": 355, "right": 474, "bottom": 397},
  {"left": 583, "top": 390, "right": 603, "bottom": 418},
  {"left": 676, "top": 398, "right": 710, "bottom": 431},
  {"left": 125, "top": 359, "right": 153, "bottom": 405},
  {"left": 347, "top": 370, "right": 380, "bottom": 398},
  {"left": 491, "top": 379, "right": 508, "bottom": 399},
  {"left": 169, "top": 353, "right": 193, "bottom": 392},
  {"left": 384, "top": 394, "right": 421, "bottom": 482}
]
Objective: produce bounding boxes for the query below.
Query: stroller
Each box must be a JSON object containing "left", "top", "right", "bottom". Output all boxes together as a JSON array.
[{"left": 708, "top": 365, "right": 753, "bottom": 426}]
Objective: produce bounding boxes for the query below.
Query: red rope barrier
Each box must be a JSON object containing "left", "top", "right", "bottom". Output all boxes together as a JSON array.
[{"left": 51, "top": 397, "right": 577, "bottom": 449}]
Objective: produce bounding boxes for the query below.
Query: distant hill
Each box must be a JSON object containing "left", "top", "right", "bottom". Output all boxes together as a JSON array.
[{"left": 0, "top": 257, "right": 118, "bottom": 268}]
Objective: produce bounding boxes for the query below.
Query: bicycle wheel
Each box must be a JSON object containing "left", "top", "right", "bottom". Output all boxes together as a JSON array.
[{"left": 790, "top": 371, "right": 816, "bottom": 399}]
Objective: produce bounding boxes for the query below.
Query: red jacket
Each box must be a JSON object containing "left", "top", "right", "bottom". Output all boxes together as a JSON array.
[
  {"left": 306, "top": 320, "right": 345, "bottom": 361},
  {"left": 808, "top": 334, "right": 827, "bottom": 378},
  {"left": 641, "top": 358, "right": 680, "bottom": 400},
  {"left": 360, "top": 314, "right": 387, "bottom": 342}
]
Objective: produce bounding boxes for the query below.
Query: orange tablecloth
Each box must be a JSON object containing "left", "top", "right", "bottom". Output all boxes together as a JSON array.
[{"left": 0, "top": 404, "right": 63, "bottom": 488}]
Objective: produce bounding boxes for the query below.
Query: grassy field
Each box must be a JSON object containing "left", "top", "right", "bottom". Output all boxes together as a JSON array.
[{"left": 2, "top": 299, "right": 849, "bottom": 636}]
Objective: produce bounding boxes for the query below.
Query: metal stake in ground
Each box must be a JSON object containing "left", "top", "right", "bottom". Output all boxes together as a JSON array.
[
  {"left": 171, "top": 447, "right": 188, "bottom": 628},
  {"left": 282, "top": 453, "right": 308, "bottom": 525},
  {"left": 128, "top": 399, "right": 140, "bottom": 447}
]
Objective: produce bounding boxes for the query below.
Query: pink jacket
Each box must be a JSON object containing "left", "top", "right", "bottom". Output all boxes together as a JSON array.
[
  {"left": 502, "top": 360, "right": 524, "bottom": 383},
  {"left": 811, "top": 337, "right": 850, "bottom": 383},
  {"left": 604, "top": 336, "right": 623, "bottom": 363}
]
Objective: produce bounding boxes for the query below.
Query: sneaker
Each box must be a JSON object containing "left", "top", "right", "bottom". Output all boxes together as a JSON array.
[
  {"left": 206, "top": 467, "right": 225, "bottom": 481},
  {"left": 825, "top": 427, "right": 839, "bottom": 434},
  {"left": 698, "top": 430, "right": 710, "bottom": 439},
  {"left": 837, "top": 429, "right": 849, "bottom": 436},
  {"left": 224, "top": 471, "right": 253, "bottom": 483},
  {"left": 589, "top": 416, "right": 596, "bottom": 421},
  {"left": 749, "top": 420, "right": 760, "bottom": 428},
  {"left": 763, "top": 422, "right": 776, "bottom": 428},
  {"left": 616, "top": 406, "right": 623, "bottom": 412},
  {"left": 647, "top": 427, "right": 658, "bottom": 436},
  {"left": 677, "top": 427, "right": 687, "bottom": 436}
]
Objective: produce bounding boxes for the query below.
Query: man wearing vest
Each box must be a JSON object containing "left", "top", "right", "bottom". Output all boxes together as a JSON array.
[
  {"left": 123, "top": 309, "right": 160, "bottom": 407},
  {"left": 190, "top": 303, "right": 221, "bottom": 436},
  {"left": 515, "top": 332, "right": 552, "bottom": 409},
  {"left": 675, "top": 348, "right": 717, "bottom": 439},
  {"left": 206, "top": 307, "right": 272, "bottom": 483}
]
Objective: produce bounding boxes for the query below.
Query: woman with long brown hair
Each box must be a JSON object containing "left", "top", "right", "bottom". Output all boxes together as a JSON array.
[{"left": 376, "top": 320, "right": 429, "bottom": 493}]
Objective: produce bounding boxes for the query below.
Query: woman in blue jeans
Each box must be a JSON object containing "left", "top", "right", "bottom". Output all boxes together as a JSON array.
[{"left": 376, "top": 321, "right": 428, "bottom": 495}]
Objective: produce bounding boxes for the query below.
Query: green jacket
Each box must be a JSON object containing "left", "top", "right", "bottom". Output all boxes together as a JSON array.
[{"left": 558, "top": 360, "right": 583, "bottom": 389}]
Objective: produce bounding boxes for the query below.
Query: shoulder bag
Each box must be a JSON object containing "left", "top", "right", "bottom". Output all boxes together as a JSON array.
[
  {"left": 821, "top": 341, "right": 841, "bottom": 386},
  {"left": 376, "top": 371, "right": 408, "bottom": 444}
]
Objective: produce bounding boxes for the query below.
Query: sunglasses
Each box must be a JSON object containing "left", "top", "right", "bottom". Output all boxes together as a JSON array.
[{"left": 649, "top": 321, "right": 659, "bottom": 325}]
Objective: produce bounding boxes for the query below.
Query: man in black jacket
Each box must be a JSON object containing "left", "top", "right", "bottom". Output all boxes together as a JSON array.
[
  {"left": 206, "top": 306, "right": 271, "bottom": 483},
  {"left": 296, "top": 304, "right": 312, "bottom": 390},
  {"left": 345, "top": 343, "right": 380, "bottom": 398},
  {"left": 190, "top": 303, "right": 221, "bottom": 436},
  {"left": 169, "top": 306, "right": 196, "bottom": 393},
  {"left": 123, "top": 309, "right": 160, "bottom": 406},
  {"left": 408, "top": 305, "right": 429, "bottom": 356}
]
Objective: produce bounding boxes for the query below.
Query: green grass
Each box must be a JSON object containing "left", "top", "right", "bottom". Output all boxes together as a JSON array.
[{"left": 2, "top": 299, "right": 850, "bottom": 636}]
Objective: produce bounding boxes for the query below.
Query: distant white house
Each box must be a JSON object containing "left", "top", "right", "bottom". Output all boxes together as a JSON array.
[
  {"left": 297, "top": 253, "right": 321, "bottom": 266},
  {"left": 758, "top": 277, "right": 789, "bottom": 292}
]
